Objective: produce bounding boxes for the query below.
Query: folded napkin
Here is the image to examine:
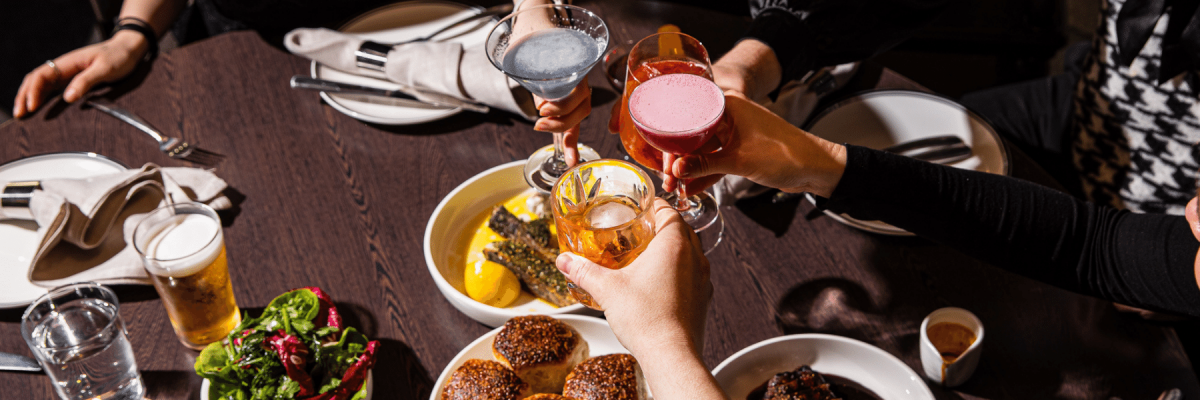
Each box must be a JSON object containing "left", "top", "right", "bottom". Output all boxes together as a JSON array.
[
  {"left": 1, "top": 165, "right": 230, "bottom": 288},
  {"left": 713, "top": 62, "right": 860, "bottom": 205},
  {"left": 284, "top": 28, "right": 539, "bottom": 120}
]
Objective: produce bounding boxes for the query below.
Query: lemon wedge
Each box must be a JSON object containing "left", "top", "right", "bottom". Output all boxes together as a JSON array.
[{"left": 465, "top": 259, "right": 521, "bottom": 308}]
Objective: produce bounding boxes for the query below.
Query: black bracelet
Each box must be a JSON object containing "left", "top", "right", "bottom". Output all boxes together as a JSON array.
[{"left": 112, "top": 21, "right": 158, "bottom": 60}]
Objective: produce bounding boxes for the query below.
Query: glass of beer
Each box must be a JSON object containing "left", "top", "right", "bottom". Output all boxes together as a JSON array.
[
  {"left": 133, "top": 202, "right": 240, "bottom": 350},
  {"left": 551, "top": 159, "right": 656, "bottom": 309}
]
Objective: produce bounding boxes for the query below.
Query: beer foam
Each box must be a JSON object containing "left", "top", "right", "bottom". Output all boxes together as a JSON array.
[{"left": 143, "top": 214, "right": 222, "bottom": 277}]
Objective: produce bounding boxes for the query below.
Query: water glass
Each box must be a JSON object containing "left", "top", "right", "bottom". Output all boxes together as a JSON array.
[{"left": 21, "top": 282, "right": 144, "bottom": 400}]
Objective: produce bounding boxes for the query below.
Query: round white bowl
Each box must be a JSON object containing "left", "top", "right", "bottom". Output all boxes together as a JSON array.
[
  {"left": 424, "top": 161, "right": 593, "bottom": 327},
  {"left": 712, "top": 333, "right": 933, "bottom": 399}
]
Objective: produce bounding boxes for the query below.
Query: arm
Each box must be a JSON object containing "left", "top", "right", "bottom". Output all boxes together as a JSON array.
[
  {"left": 555, "top": 199, "right": 728, "bottom": 400},
  {"left": 714, "top": 0, "right": 951, "bottom": 100},
  {"left": 13, "top": 0, "right": 185, "bottom": 117},
  {"left": 675, "top": 92, "right": 1200, "bottom": 317}
]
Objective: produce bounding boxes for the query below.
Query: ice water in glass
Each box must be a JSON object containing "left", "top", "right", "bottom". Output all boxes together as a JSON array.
[{"left": 22, "top": 283, "right": 144, "bottom": 400}]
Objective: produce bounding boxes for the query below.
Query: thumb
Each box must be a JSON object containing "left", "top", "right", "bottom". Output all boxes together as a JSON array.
[
  {"left": 674, "top": 150, "right": 737, "bottom": 180},
  {"left": 555, "top": 252, "right": 615, "bottom": 302}
]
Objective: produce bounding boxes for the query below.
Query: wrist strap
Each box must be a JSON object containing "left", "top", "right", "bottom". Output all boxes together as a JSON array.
[{"left": 112, "top": 19, "right": 158, "bottom": 60}]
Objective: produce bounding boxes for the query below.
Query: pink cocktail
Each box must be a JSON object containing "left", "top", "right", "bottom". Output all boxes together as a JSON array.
[{"left": 628, "top": 73, "right": 730, "bottom": 155}]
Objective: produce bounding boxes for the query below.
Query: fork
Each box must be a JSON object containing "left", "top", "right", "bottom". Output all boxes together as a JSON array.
[{"left": 86, "top": 100, "right": 224, "bottom": 166}]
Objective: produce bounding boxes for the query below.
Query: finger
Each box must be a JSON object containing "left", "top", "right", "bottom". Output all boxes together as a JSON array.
[
  {"left": 661, "top": 152, "right": 677, "bottom": 193},
  {"left": 556, "top": 252, "right": 616, "bottom": 306},
  {"left": 563, "top": 125, "right": 580, "bottom": 167},
  {"left": 539, "top": 83, "right": 590, "bottom": 117},
  {"left": 13, "top": 77, "right": 29, "bottom": 117},
  {"left": 63, "top": 64, "right": 111, "bottom": 103},
  {"left": 21, "top": 67, "right": 57, "bottom": 115},
  {"left": 674, "top": 151, "right": 737, "bottom": 180},
  {"left": 680, "top": 174, "right": 724, "bottom": 198},
  {"left": 533, "top": 99, "right": 592, "bottom": 132}
]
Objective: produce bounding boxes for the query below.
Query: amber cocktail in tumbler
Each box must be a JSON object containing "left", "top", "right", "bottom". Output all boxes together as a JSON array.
[{"left": 551, "top": 159, "right": 656, "bottom": 309}]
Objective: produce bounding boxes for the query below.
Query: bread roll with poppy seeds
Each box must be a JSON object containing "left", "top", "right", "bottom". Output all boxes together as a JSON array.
[
  {"left": 563, "top": 354, "right": 648, "bottom": 400},
  {"left": 441, "top": 359, "right": 530, "bottom": 400},
  {"left": 492, "top": 315, "right": 589, "bottom": 394}
]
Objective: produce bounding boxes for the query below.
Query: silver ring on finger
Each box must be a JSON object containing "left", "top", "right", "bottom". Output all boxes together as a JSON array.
[{"left": 44, "top": 60, "right": 61, "bottom": 84}]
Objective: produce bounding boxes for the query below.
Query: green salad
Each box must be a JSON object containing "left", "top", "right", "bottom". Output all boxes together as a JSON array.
[{"left": 194, "top": 287, "right": 379, "bottom": 400}]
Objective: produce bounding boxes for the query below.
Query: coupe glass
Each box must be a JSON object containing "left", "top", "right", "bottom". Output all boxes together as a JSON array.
[
  {"left": 615, "top": 32, "right": 726, "bottom": 253},
  {"left": 486, "top": 4, "right": 609, "bottom": 193},
  {"left": 551, "top": 159, "right": 656, "bottom": 310}
]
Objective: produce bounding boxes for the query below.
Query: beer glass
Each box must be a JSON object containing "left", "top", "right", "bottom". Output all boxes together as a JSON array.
[
  {"left": 133, "top": 202, "right": 240, "bottom": 350},
  {"left": 551, "top": 159, "right": 656, "bottom": 309},
  {"left": 22, "top": 282, "right": 144, "bottom": 400}
]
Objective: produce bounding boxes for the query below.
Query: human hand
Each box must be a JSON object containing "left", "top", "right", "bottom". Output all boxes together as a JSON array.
[
  {"left": 555, "top": 198, "right": 711, "bottom": 356},
  {"left": 672, "top": 91, "right": 848, "bottom": 198},
  {"left": 533, "top": 82, "right": 592, "bottom": 167},
  {"left": 12, "top": 31, "right": 148, "bottom": 118}
]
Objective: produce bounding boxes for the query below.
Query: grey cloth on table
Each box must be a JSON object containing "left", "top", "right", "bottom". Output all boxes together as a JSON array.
[
  {"left": 284, "top": 27, "right": 538, "bottom": 120},
  {"left": 0, "top": 165, "right": 230, "bottom": 288}
]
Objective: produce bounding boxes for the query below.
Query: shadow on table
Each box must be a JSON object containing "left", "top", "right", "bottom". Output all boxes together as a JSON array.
[
  {"left": 142, "top": 369, "right": 202, "bottom": 400},
  {"left": 780, "top": 233, "right": 1200, "bottom": 399},
  {"left": 335, "top": 302, "right": 433, "bottom": 397},
  {"left": 734, "top": 191, "right": 807, "bottom": 237}
]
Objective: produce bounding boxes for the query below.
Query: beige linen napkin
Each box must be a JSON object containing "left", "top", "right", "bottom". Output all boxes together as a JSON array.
[
  {"left": 713, "top": 62, "right": 860, "bottom": 205},
  {"left": 3, "top": 165, "right": 230, "bottom": 288},
  {"left": 284, "top": 28, "right": 538, "bottom": 120}
]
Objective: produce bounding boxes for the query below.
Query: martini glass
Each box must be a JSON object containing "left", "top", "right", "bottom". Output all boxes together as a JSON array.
[
  {"left": 617, "top": 32, "right": 726, "bottom": 253},
  {"left": 486, "top": 4, "right": 609, "bottom": 193}
]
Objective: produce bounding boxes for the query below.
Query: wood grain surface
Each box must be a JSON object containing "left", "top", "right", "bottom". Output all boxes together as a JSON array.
[{"left": 0, "top": 1, "right": 1197, "bottom": 399}]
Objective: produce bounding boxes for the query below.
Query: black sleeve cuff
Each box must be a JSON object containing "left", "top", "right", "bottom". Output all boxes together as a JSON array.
[{"left": 742, "top": 8, "right": 817, "bottom": 86}]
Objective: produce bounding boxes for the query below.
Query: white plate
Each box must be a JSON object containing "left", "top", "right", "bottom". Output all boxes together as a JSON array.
[
  {"left": 312, "top": 1, "right": 495, "bottom": 125},
  {"left": 804, "top": 90, "right": 1009, "bottom": 236},
  {"left": 430, "top": 315, "right": 628, "bottom": 400},
  {"left": 202, "top": 370, "right": 373, "bottom": 400},
  {"left": 712, "top": 333, "right": 934, "bottom": 399},
  {"left": 0, "top": 152, "right": 127, "bottom": 309},
  {"left": 424, "top": 161, "right": 593, "bottom": 327}
]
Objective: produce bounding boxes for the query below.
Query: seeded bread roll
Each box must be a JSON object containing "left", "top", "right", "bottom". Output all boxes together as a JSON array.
[
  {"left": 441, "top": 359, "right": 531, "bottom": 400},
  {"left": 492, "top": 315, "right": 590, "bottom": 394},
  {"left": 563, "top": 354, "right": 648, "bottom": 400},
  {"left": 525, "top": 395, "right": 576, "bottom": 400}
]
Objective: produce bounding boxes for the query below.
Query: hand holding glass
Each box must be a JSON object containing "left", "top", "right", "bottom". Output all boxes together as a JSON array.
[{"left": 551, "top": 159, "right": 656, "bottom": 309}]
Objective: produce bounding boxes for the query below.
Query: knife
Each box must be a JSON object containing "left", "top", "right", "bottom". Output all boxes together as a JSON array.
[
  {"left": 290, "top": 76, "right": 490, "bottom": 114},
  {"left": 0, "top": 352, "right": 41, "bottom": 372}
]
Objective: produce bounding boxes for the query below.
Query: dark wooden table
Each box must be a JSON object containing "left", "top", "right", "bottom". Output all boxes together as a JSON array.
[{"left": 1, "top": 1, "right": 1197, "bottom": 399}]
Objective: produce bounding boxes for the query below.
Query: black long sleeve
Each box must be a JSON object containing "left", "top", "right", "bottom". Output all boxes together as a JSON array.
[
  {"left": 744, "top": 0, "right": 951, "bottom": 85},
  {"left": 824, "top": 145, "right": 1200, "bottom": 317}
]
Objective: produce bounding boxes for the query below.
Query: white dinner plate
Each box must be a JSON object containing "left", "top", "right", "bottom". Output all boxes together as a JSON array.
[
  {"left": 712, "top": 333, "right": 934, "bottom": 399},
  {"left": 311, "top": 1, "right": 495, "bottom": 125},
  {"left": 202, "top": 371, "right": 373, "bottom": 400},
  {"left": 0, "top": 152, "right": 127, "bottom": 309},
  {"left": 804, "top": 90, "right": 1009, "bottom": 236},
  {"left": 430, "top": 315, "right": 629, "bottom": 399}
]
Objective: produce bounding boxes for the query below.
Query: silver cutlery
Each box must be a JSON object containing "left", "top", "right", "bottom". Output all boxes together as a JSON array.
[
  {"left": 387, "top": 3, "right": 514, "bottom": 46},
  {"left": 86, "top": 100, "right": 225, "bottom": 166},
  {"left": 290, "top": 76, "right": 490, "bottom": 114},
  {"left": 0, "top": 351, "right": 40, "bottom": 372}
]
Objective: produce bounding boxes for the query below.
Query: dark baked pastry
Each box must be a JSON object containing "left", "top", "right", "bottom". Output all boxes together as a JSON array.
[
  {"left": 441, "top": 359, "right": 531, "bottom": 400},
  {"left": 762, "top": 365, "right": 840, "bottom": 400},
  {"left": 492, "top": 315, "right": 590, "bottom": 394},
  {"left": 525, "top": 395, "right": 576, "bottom": 400},
  {"left": 563, "top": 353, "right": 647, "bottom": 400}
]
